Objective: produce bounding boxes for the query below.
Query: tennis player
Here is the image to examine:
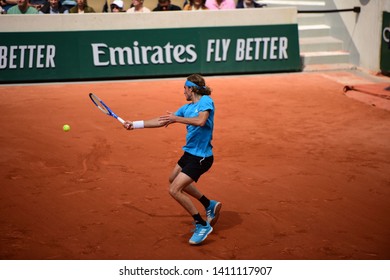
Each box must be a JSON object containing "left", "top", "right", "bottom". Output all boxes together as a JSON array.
[{"left": 123, "top": 74, "right": 221, "bottom": 245}]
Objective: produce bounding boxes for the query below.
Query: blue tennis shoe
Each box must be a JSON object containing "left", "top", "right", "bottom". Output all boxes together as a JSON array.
[
  {"left": 189, "top": 222, "right": 213, "bottom": 245},
  {"left": 206, "top": 200, "right": 222, "bottom": 226}
]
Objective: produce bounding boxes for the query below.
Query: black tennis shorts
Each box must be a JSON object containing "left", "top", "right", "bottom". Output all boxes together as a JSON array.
[{"left": 178, "top": 152, "right": 214, "bottom": 182}]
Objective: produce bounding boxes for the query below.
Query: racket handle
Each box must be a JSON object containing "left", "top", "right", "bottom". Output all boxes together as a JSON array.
[{"left": 117, "top": 117, "right": 125, "bottom": 124}]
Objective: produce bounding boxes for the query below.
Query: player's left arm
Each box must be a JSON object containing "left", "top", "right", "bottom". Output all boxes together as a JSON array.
[{"left": 160, "top": 110, "right": 210, "bottom": 127}]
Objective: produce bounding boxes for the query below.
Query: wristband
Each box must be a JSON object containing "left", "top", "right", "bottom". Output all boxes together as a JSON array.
[{"left": 132, "top": 120, "right": 144, "bottom": 129}]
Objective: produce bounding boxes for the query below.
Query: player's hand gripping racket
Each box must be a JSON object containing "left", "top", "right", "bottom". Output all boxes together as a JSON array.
[{"left": 89, "top": 93, "right": 125, "bottom": 124}]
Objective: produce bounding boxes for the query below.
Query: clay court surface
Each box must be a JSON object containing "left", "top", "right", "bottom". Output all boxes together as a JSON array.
[{"left": 1, "top": 70, "right": 389, "bottom": 260}]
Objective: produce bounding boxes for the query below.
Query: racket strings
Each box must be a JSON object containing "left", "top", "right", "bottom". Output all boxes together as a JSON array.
[{"left": 90, "top": 94, "right": 110, "bottom": 115}]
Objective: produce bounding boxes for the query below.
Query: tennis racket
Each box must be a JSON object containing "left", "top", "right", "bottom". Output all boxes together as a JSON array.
[{"left": 89, "top": 93, "right": 125, "bottom": 124}]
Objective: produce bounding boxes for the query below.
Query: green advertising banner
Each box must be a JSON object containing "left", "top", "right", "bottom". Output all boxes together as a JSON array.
[
  {"left": 381, "top": 12, "right": 390, "bottom": 73},
  {"left": 0, "top": 25, "right": 300, "bottom": 83}
]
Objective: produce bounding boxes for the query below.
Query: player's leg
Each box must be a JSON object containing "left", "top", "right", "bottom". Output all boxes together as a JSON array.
[
  {"left": 183, "top": 184, "right": 221, "bottom": 225},
  {"left": 183, "top": 183, "right": 202, "bottom": 199},
  {"left": 169, "top": 165, "right": 204, "bottom": 207},
  {"left": 168, "top": 164, "right": 182, "bottom": 184},
  {"left": 170, "top": 163, "right": 222, "bottom": 227},
  {"left": 170, "top": 163, "right": 212, "bottom": 204},
  {"left": 169, "top": 170, "right": 212, "bottom": 245},
  {"left": 169, "top": 171, "right": 199, "bottom": 217}
]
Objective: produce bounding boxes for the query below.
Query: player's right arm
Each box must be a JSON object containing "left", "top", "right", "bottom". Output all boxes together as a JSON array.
[{"left": 123, "top": 117, "right": 169, "bottom": 130}]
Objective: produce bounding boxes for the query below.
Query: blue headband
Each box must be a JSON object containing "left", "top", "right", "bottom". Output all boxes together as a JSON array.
[{"left": 185, "top": 80, "right": 204, "bottom": 89}]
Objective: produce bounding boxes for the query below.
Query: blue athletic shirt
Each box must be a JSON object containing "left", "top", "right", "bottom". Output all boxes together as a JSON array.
[{"left": 175, "top": 95, "right": 214, "bottom": 158}]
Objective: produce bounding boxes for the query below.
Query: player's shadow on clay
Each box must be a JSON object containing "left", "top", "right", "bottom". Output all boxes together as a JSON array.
[
  {"left": 214, "top": 210, "right": 242, "bottom": 232},
  {"left": 123, "top": 203, "right": 242, "bottom": 231}
]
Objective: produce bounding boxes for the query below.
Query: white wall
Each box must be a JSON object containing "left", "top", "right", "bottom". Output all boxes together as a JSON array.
[{"left": 326, "top": 0, "right": 390, "bottom": 72}]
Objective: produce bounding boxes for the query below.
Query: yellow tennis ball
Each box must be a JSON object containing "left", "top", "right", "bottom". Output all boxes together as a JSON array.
[{"left": 63, "top": 124, "right": 71, "bottom": 132}]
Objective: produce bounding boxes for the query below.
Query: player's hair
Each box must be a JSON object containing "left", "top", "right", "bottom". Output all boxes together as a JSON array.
[{"left": 187, "top": 74, "right": 212, "bottom": 96}]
